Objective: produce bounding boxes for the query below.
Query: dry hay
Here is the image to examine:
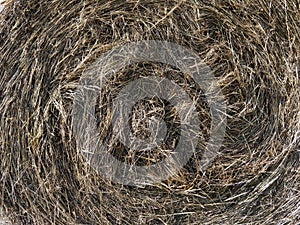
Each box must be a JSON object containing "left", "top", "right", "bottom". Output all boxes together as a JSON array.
[{"left": 0, "top": 0, "right": 300, "bottom": 224}]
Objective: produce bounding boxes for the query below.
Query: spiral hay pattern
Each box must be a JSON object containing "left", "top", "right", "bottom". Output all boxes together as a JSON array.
[{"left": 0, "top": 0, "right": 299, "bottom": 224}]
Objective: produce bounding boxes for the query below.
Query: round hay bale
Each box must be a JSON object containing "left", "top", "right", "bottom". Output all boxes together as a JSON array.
[{"left": 0, "top": 0, "right": 299, "bottom": 224}]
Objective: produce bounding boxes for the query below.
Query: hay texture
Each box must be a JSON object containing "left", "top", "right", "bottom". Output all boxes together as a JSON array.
[{"left": 0, "top": 0, "right": 300, "bottom": 224}]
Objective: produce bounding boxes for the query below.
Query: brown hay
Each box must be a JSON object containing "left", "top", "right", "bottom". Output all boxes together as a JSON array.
[{"left": 0, "top": 0, "right": 299, "bottom": 224}]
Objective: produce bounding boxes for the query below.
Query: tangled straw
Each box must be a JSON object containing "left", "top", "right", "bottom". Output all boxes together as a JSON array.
[{"left": 0, "top": 0, "right": 299, "bottom": 224}]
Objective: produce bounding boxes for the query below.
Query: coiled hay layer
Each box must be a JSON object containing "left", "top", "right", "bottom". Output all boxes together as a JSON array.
[{"left": 0, "top": 0, "right": 299, "bottom": 224}]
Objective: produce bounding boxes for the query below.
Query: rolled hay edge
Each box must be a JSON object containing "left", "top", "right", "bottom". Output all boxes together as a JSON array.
[{"left": 0, "top": 0, "right": 299, "bottom": 224}]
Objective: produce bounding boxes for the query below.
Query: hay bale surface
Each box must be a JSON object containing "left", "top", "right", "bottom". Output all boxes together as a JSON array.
[{"left": 0, "top": 0, "right": 299, "bottom": 224}]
